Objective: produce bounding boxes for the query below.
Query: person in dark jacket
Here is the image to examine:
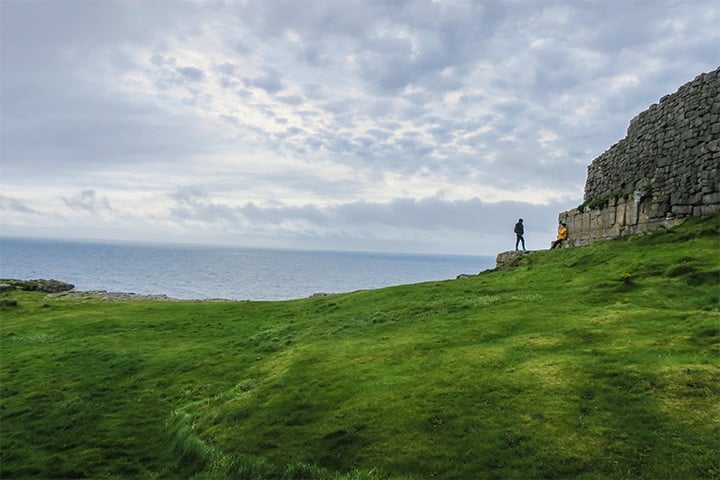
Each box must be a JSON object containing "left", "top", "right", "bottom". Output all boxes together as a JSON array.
[{"left": 514, "top": 218, "right": 526, "bottom": 251}]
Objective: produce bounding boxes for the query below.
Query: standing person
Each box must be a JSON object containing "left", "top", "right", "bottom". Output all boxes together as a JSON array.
[
  {"left": 514, "top": 218, "right": 526, "bottom": 251},
  {"left": 551, "top": 222, "right": 568, "bottom": 249}
]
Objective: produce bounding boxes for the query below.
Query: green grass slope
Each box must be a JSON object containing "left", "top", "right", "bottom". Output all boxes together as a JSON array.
[{"left": 1, "top": 215, "right": 718, "bottom": 479}]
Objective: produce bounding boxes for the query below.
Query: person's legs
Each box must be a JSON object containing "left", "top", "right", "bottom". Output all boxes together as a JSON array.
[
  {"left": 520, "top": 236, "right": 526, "bottom": 251},
  {"left": 516, "top": 235, "right": 520, "bottom": 250}
]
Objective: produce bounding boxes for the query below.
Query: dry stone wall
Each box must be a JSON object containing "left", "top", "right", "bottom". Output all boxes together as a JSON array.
[{"left": 559, "top": 68, "right": 720, "bottom": 246}]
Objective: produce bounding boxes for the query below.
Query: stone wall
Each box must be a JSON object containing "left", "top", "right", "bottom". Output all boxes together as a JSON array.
[{"left": 559, "top": 68, "right": 720, "bottom": 246}]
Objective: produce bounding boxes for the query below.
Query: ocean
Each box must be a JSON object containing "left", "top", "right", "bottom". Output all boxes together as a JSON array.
[{"left": 0, "top": 237, "right": 495, "bottom": 301}]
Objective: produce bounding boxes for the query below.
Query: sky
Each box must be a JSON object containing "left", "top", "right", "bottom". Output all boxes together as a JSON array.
[{"left": 1, "top": 0, "right": 718, "bottom": 255}]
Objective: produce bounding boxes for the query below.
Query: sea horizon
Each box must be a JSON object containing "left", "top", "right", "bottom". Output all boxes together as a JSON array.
[{"left": 0, "top": 236, "right": 496, "bottom": 301}]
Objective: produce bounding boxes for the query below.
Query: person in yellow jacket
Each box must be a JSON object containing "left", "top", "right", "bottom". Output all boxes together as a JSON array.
[{"left": 551, "top": 222, "right": 568, "bottom": 249}]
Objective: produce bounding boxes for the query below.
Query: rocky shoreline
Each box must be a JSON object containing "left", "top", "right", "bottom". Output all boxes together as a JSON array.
[
  {"left": 50, "top": 290, "right": 182, "bottom": 301},
  {"left": 0, "top": 278, "right": 76, "bottom": 294},
  {"left": 0, "top": 278, "right": 194, "bottom": 302},
  {"left": 0, "top": 278, "right": 291, "bottom": 302}
]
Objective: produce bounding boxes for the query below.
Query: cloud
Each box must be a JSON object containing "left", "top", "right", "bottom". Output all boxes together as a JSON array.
[
  {"left": 176, "top": 66, "right": 205, "bottom": 82},
  {"left": 243, "top": 70, "right": 286, "bottom": 94},
  {"left": 62, "top": 190, "right": 114, "bottom": 214},
  {"left": 167, "top": 186, "right": 242, "bottom": 224},
  {"left": 0, "top": 81, "right": 224, "bottom": 183},
  {"left": 0, "top": 195, "right": 39, "bottom": 215},
  {"left": 1, "top": 0, "right": 718, "bottom": 254},
  {"left": 276, "top": 94, "right": 305, "bottom": 105},
  {"left": 156, "top": 187, "right": 567, "bottom": 252}
]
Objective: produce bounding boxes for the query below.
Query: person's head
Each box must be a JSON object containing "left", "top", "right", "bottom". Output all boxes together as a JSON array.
[
  {"left": 518, "top": 218, "right": 523, "bottom": 223},
  {"left": 561, "top": 222, "right": 566, "bottom": 227}
]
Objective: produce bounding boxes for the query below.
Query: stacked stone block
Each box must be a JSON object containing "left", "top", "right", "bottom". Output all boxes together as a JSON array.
[{"left": 559, "top": 68, "right": 720, "bottom": 246}]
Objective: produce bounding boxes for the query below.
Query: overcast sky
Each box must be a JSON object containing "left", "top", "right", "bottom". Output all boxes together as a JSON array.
[{"left": 1, "top": 0, "right": 718, "bottom": 255}]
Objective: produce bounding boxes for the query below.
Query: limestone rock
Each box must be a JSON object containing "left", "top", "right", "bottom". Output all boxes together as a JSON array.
[
  {"left": 0, "top": 279, "right": 75, "bottom": 293},
  {"left": 495, "top": 250, "right": 527, "bottom": 269}
]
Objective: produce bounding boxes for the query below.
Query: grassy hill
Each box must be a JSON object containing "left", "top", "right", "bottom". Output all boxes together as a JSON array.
[{"left": 1, "top": 215, "right": 718, "bottom": 479}]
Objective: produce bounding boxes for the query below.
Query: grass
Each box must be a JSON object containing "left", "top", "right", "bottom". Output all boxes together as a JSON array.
[{"left": 1, "top": 215, "right": 718, "bottom": 479}]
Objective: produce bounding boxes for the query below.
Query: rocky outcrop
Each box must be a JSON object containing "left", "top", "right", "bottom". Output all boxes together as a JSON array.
[
  {"left": 0, "top": 279, "right": 184, "bottom": 301},
  {"left": 49, "top": 290, "right": 177, "bottom": 301},
  {"left": 0, "top": 279, "right": 75, "bottom": 293},
  {"left": 495, "top": 250, "right": 528, "bottom": 269},
  {"left": 559, "top": 68, "right": 720, "bottom": 246}
]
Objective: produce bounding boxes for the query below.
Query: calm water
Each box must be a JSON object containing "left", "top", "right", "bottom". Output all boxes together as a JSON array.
[{"left": 0, "top": 237, "right": 494, "bottom": 301}]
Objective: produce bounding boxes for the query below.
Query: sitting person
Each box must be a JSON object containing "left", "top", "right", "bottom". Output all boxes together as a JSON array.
[{"left": 551, "top": 222, "right": 568, "bottom": 249}]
